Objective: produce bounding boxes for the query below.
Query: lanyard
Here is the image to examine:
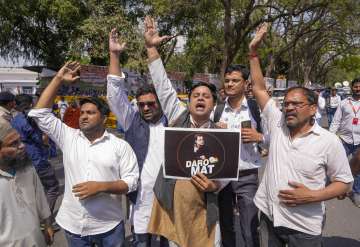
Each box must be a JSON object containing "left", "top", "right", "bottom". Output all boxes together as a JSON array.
[{"left": 349, "top": 99, "right": 360, "bottom": 116}]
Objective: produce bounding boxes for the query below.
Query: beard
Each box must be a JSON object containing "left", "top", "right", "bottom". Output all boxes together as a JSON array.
[{"left": 3, "top": 154, "right": 31, "bottom": 170}]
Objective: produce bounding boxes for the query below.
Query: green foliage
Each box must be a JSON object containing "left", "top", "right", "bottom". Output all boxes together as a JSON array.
[{"left": 0, "top": 0, "right": 87, "bottom": 68}]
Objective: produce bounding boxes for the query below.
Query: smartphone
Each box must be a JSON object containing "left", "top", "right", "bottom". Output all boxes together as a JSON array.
[{"left": 241, "top": 120, "right": 252, "bottom": 128}]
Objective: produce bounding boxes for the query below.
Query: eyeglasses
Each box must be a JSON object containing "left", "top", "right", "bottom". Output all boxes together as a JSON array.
[
  {"left": 137, "top": 101, "right": 157, "bottom": 108},
  {"left": 283, "top": 102, "right": 310, "bottom": 109},
  {"left": 224, "top": 78, "right": 243, "bottom": 84}
]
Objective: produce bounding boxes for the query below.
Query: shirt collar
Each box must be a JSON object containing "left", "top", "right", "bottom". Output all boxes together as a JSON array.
[
  {"left": 79, "top": 130, "right": 110, "bottom": 144},
  {"left": 0, "top": 106, "right": 11, "bottom": 114},
  {"left": 282, "top": 118, "right": 321, "bottom": 137},
  {"left": 309, "top": 122, "right": 321, "bottom": 135},
  {"left": 0, "top": 168, "right": 15, "bottom": 178},
  {"left": 224, "top": 97, "right": 248, "bottom": 112},
  {"left": 189, "top": 115, "right": 211, "bottom": 128}
]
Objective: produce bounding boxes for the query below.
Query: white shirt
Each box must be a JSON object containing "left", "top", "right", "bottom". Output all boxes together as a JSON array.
[
  {"left": 107, "top": 74, "right": 166, "bottom": 234},
  {"left": 329, "top": 95, "right": 341, "bottom": 108},
  {"left": 254, "top": 99, "right": 353, "bottom": 235},
  {"left": 217, "top": 98, "right": 262, "bottom": 170},
  {"left": 133, "top": 122, "right": 164, "bottom": 233},
  {"left": 28, "top": 108, "right": 139, "bottom": 236},
  {"left": 316, "top": 94, "right": 326, "bottom": 120},
  {"left": 330, "top": 97, "right": 360, "bottom": 145},
  {"left": 0, "top": 165, "right": 51, "bottom": 247}
]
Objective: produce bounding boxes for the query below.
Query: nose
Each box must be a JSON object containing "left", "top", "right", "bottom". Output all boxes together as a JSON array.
[
  {"left": 143, "top": 104, "right": 151, "bottom": 111},
  {"left": 80, "top": 113, "right": 88, "bottom": 120},
  {"left": 18, "top": 141, "right": 25, "bottom": 150}
]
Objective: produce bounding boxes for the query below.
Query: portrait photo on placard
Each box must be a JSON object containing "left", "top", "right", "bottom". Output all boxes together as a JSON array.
[{"left": 163, "top": 128, "right": 240, "bottom": 180}]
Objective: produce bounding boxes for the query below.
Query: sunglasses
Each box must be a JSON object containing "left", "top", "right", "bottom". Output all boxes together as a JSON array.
[{"left": 137, "top": 101, "right": 157, "bottom": 108}]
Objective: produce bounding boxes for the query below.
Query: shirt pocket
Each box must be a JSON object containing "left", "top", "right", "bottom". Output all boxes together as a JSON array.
[{"left": 291, "top": 150, "right": 325, "bottom": 189}]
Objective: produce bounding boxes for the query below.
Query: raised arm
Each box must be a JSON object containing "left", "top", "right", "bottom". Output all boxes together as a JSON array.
[
  {"left": 29, "top": 62, "right": 80, "bottom": 149},
  {"left": 249, "top": 23, "right": 270, "bottom": 111},
  {"left": 106, "top": 28, "right": 137, "bottom": 131},
  {"left": 35, "top": 62, "right": 80, "bottom": 109},
  {"left": 144, "top": 16, "right": 186, "bottom": 122}
]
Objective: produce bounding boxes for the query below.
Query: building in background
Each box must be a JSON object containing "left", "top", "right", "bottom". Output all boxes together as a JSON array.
[{"left": 0, "top": 67, "right": 39, "bottom": 94}]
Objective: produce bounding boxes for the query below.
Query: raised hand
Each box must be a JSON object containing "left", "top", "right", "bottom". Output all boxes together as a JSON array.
[
  {"left": 249, "top": 22, "right": 269, "bottom": 53},
  {"left": 144, "top": 16, "right": 172, "bottom": 48},
  {"left": 109, "top": 28, "right": 126, "bottom": 54},
  {"left": 57, "top": 61, "right": 81, "bottom": 84}
]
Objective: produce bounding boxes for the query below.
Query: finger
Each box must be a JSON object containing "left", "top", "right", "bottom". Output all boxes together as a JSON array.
[
  {"left": 69, "top": 61, "right": 78, "bottom": 68},
  {"left": 191, "top": 177, "right": 205, "bottom": 190},
  {"left": 279, "top": 189, "right": 295, "bottom": 195},
  {"left": 79, "top": 193, "right": 90, "bottom": 200},
  {"left": 159, "top": 35, "right": 172, "bottom": 43},
  {"left": 288, "top": 181, "right": 303, "bottom": 188},
  {"left": 71, "top": 64, "right": 81, "bottom": 75},
  {"left": 71, "top": 76, "right": 81, "bottom": 82},
  {"left": 74, "top": 191, "right": 88, "bottom": 198},
  {"left": 73, "top": 182, "right": 86, "bottom": 188},
  {"left": 110, "top": 28, "right": 116, "bottom": 38},
  {"left": 196, "top": 172, "right": 207, "bottom": 179},
  {"left": 192, "top": 174, "right": 207, "bottom": 187},
  {"left": 72, "top": 186, "right": 84, "bottom": 193},
  {"left": 121, "top": 42, "right": 127, "bottom": 49},
  {"left": 145, "top": 16, "right": 152, "bottom": 29},
  {"left": 280, "top": 199, "right": 297, "bottom": 205},
  {"left": 278, "top": 193, "right": 295, "bottom": 200},
  {"left": 151, "top": 17, "right": 156, "bottom": 30}
]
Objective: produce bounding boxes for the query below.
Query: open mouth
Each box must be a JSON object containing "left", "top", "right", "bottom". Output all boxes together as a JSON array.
[
  {"left": 195, "top": 102, "right": 206, "bottom": 111},
  {"left": 285, "top": 115, "right": 296, "bottom": 120}
]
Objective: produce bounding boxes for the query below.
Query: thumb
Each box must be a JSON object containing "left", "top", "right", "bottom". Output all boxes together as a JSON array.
[
  {"left": 160, "top": 35, "right": 172, "bottom": 42},
  {"left": 288, "top": 181, "right": 303, "bottom": 188}
]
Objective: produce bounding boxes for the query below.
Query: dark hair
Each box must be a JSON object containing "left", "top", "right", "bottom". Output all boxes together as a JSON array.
[
  {"left": 79, "top": 97, "right": 110, "bottom": 116},
  {"left": 15, "top": 94, "right": 33, "bottom": 109},
  {"left": 351, "top": 77, "right": 360, "bottom": 87},
  {"left": 188, "top": 82, "right": 217, "bottom": 102},
  {"left": 285, "top": 87, "right": 318, "bottom": 105},
  {"left": 194, "top": 133, "right": 204, "bottom": 141},
  {"left": 224, "top": 64, "right": 250, "bottom": 80},
  {"left": 135, "top": 84, "right": 159, "bottom": 100}
]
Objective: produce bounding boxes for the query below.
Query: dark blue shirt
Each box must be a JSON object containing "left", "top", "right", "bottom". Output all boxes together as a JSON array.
[{"left": 11, "top": 112, "right": 50, "bottom": 171}]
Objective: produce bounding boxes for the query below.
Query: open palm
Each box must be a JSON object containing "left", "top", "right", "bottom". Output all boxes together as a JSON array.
[
  {"left": 144, "top": 16, "right": 171, "bottom": 47},
  {"left": 249, "top": 23, "right": 269, "bottom": 52},
  {"left": 58, "top": 61, "right": 81, "bottom": 84},
  {"left": 109, "top": 28, "right": 126, "bottom": 53}
]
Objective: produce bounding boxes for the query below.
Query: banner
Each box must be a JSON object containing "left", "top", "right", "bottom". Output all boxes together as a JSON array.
[{"left": 163, "top": 127, "right": 240, "bottom": 180}]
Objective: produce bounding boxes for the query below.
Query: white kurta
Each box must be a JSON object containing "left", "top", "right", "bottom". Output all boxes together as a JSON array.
[{"left": 133, "top": 122, "right": 165, "bottom": 234}]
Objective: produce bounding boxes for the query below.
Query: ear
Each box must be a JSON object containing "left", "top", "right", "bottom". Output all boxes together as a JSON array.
[
  {"left": 102, "top": 116, "right": 108, "bottom": 125},
  {"left": 310, "top": 104, "right": 318, "bottom": 115}
]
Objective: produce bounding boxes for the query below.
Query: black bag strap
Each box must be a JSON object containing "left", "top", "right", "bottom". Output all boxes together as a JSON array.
[
  {"left": 247, "top": 99, "right": 262, "bottom": 133},
  {"left": 213, "top": 103, "right": 225, "bottom": 123}
]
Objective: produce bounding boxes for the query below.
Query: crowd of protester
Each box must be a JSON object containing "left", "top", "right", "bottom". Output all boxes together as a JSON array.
[{"left": 0, "top": 17, "right": 359, "bottom": 247}]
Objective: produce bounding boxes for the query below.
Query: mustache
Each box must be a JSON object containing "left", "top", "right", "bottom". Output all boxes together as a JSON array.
[{"left": 285, "top": 113, "right": 297, "bottom": 118}]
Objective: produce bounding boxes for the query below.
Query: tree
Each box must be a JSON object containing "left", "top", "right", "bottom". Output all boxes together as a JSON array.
[{"left": 0, "top": 0, "right": 88, "bottom": 68}]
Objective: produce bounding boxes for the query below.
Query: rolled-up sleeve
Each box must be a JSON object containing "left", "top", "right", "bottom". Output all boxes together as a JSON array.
[
  {"left": 118, "top": 141, "right": 139, "bottom": 193},
  {"left": 326, "top": 135, "right": 354, "bottom": 184},
  {"left": 28, "top": 108, "right": 76, "bottom": 150}
]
